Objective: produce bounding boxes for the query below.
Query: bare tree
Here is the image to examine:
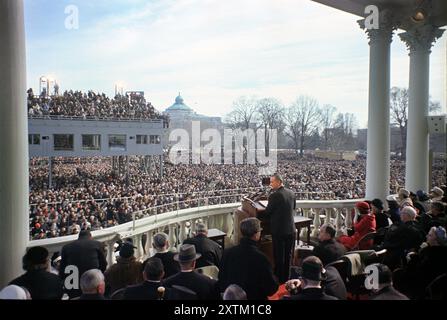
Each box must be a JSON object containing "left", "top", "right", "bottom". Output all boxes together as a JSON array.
[
  {"left": 257, "top": 98, "right": 284, "bottom": 156},
  {"left": 390, "top": 87, "right": 408, "bottom": 158},
  {"left": 225, "top": 96, "right": 259, "bottom": 130},
  {"left": 288, "top": 96, "right": 321, "bottom": 157},
  {"left": 390, "top": 87, "right": 441, "bottom": 159},
  {"left": 332, "top": 112, "right": 357, "bottom": 150},
  {"left": 320, "top": 104, "right": 337, "bottom": 150},
  {"left": 284, "top": 106, "right": 301, "bottom": 155}
]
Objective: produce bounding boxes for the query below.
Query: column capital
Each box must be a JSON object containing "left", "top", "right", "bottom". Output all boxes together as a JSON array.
[
  {"left": 358, "top": 9, "right": 397, "bottom": 45},
  {"left": 399, "top": 24, "right": 445, "bottom": 55}
]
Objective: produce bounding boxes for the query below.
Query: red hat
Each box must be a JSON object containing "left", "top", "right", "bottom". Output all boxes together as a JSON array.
[
  {"left": 355, "top": 201, "right": 370, "bottom": 213},
  {"left": 35, "top": 223, "right": 41, "bottom": 229}
]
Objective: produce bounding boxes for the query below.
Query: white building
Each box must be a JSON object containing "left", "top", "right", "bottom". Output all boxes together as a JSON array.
[{"left": 164, "top": 94, "right": 223, "bottom": 135}]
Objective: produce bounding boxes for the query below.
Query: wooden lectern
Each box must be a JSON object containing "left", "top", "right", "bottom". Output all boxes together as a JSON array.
[{"left": 233, "top": 192, "right": 270, "bottom": 245}]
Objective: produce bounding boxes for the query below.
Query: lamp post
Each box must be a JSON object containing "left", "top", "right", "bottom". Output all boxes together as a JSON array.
[
  {"left": 115, "top": 83, "right": 125, "bottom": 96},
  {"left": 39, "top": 76, "right": 47, "bottom": 96}
]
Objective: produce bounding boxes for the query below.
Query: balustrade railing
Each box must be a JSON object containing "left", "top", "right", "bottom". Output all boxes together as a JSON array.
[{"left": 28, "top": 196, "right": 359, "bottom": 266}]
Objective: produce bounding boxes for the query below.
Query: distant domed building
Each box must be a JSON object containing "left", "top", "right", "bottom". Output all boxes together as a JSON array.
[
  {"left": 165, "top": 94, "right": 195, "bottom": 120},
  {"left": 164, "top": 94, "right": 223, "bottom": 134}
]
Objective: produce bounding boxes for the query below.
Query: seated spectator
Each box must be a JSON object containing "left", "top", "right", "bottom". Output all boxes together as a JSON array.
[
  {"left": 123, "top": 257, "right": 171, "bottom": 300},
  {"left": 289, "top": 261, "right": 347, "bottom": 300},
  {"left": 146, "top": 232, "right": 179, "bottom": 278},
  {"left": 418, "top": 202, "right": 447, "bottom": 234},
  {"left": 0, "top": 285, "right": 31, "bottom": 300},
  {"left": 80, "top": 269, "right": 106, "bottom": 300},
  {"left": 410, "top": 192, "right": 426, "bottom": 215},
  {"left": 163, "top": 244, "right": 218, "bottom": 300},
  {"left": 9, "top": 246, "right": 63, "bottom": 300},
  {"left": 371, "top": 198, "right": 390, "bottom": 230},
  {"left": 386, "top": 195, "right": 401, "bottom": 224},
  {"left": 400, "top": 226, "right": 447, "bottom": 299},
  {"left": 416, "top": 190, "right": 431, "bottom": 213},
  {"left": 312, "top": 224, "right": 346, "bottom": 266},
  {"left": 183, "top": 223, "right": 223, "bottom": 268},
  {"left": 398, "top": 189, "right": 413, "bottom": 210},
  {"left": 223, "top": 284, "right": 247, "bottom": 300},
  {"left": 218, "top": 218, "right": 278, "bottom": 300},
  {"left": 368, "top": 264, "right": 408, "bottom": 300},
  {"left": 338, "top": 201, "right": 376, "bottom": 250},
  {"left": 283, "top": 256, "right": 338, "bottom": 300},
  {"left": 104, "top": 242, "right": 143, "bottom": 295},
  {"left": 381, "top": 206, "right": 425, "bottom": 269}
]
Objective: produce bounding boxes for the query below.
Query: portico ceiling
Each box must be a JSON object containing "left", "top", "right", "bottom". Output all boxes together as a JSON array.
[{"left": 312, "top": 0, "right": 447, "bottom": 30}]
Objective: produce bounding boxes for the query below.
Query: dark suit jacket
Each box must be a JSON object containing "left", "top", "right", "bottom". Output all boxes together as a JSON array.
[
  {"left": 60, "top": 238, "right": 108, "bottom": 278},
  {"left": 284, "top": 287, "right": 338, "bottom": 300},
  {"left": 183, "top": 234, "right": 223, "bottom": 268},
  {"left": 382, "top": 221, "right": 425, "bottom": 252},
  {"left": 261, "top": 186, "right": 296, "bottom": 236},
  {"left": 218, "top": 238, "right": 278, "bottom": 300},
  {"left": 369, "top": 286, "right": 409, "bottom": 300},
  {"left": 79, "top": 293, "right": 106, "bottom": 300},
  {"left": 324, "top": 266, "right": 347, "bottom": 300},
  {"left": 312, "top": 239, "right": 346, "bottom": 266},
  {"left": 10, "top": 269, "right": 63, "bottom": 300},
  {"left": 151, "top": 252, "right": 180, "bottom": 279},
  {"left": 163, "top": 271, "right": 218, "bottom": 300},
  {"left": 123, "top": 281, "right": 171, "bottom": 300}
]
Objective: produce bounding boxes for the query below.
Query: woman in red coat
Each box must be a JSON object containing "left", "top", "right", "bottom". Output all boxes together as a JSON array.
[{"left": 338, "top": 202, "right": 376, "bottom": 250}]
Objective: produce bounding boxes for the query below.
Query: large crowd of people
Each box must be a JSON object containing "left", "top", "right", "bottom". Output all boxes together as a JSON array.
[
  {"left": 28, "top": 153, "right": 446, "bottom": 240},
  {"left": 27, "top": 89, "right": 167, "bottom": 122}
]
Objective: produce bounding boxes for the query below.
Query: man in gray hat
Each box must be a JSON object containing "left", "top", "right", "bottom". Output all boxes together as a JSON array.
[
  {"left": 430, "top": 187, "right": 444, "bottom": 202},
  {"left": 104, "top": 242, "right": 143, "bottom": 295},
  {"left": 162, "top": 244, "right": 218, "bottom": 300}
]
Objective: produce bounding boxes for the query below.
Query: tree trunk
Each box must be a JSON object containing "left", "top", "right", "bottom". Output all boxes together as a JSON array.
[
  {"left": 300, "top": 135, "right": 305, "bottom": 158},
  {"left": 400, "top": 126, "right": 406, "bottom": 160}
]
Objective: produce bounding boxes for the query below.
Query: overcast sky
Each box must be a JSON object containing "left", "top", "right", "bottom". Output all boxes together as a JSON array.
[{"left": 24, "top": 0, "right": 446, "bottom": 128}]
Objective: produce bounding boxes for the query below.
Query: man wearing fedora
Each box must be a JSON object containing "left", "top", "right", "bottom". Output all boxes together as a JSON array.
[
  {"left": 162, "top": 244, "right": 218, "bottom": 300},
  {"left": 104, "top": 242, "right": 143, "bottom": 295},
  {"left": 283, "top": 256, "right": 338, "bottom": 300},
  {"left": 429, "top": 186, "right": 445, "bottom": 202}
]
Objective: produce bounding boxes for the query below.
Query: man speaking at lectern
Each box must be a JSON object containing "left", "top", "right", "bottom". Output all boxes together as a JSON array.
[{"left": 259, "top": 173, "right": 296, "bottom": 283}]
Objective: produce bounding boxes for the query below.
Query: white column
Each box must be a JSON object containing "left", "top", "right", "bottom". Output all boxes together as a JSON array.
[
  {"left": 400, "top": 25, "right": 444, "bottom": 192},
  {"left": 168, "top": 224, "right": 176, "bottom": 250},
  {"left": 106, "top": 241, "right": 116, "bottom": 267},
  {"left": 134, "top": 234, "right": 144, "bottom": 260},
  {"left": 144, "top": 230, "right": 155, "bottom": 258},
  {"left": 359, "top": 12, "right": 395, "bottom": 201},
  {"left": 0, "top": 0, "right": 29, "bottom": 288}
]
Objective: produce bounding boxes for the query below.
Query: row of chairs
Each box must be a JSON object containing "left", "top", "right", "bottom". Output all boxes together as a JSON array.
[{"left": 326, "top": 249, "right": 388, "bottom": 299}]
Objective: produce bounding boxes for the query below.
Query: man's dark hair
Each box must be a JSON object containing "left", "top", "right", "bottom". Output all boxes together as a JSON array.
[
  {"left": 144, "top": 257, "right": 164, "bottom": 280},
  {"left": 375, "top": 264, "right": 392, "bottom": 285},
  {"left": 322, "top": 224, "right": 336, "bottom": 238},
  {"left": 78, "top": 230, "right": 92, "bottom": 239},
  {"left": 272, "top": 173, "right": 283, "bottom": 184},
  {"left": 23, "top": 246, "right": 49, "bottom": 271}
]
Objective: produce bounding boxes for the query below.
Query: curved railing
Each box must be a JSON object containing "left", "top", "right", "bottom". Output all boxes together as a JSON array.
[{"left": 28, "top": 197, "right": 360, "bottom": 267}]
